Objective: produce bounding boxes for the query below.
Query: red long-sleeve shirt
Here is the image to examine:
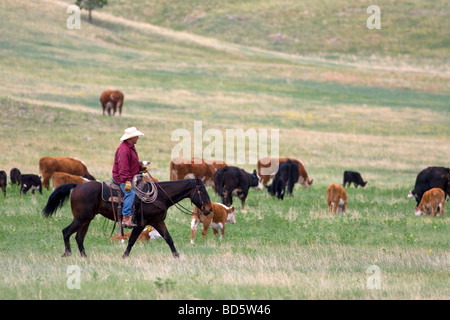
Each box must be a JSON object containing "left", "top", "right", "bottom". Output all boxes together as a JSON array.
[{"left": 112, "top": 141, "right": 141, "bottom": 184}]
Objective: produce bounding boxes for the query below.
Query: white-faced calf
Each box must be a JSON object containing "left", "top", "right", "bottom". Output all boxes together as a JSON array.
[
  {"left": 415, "top": 188, "right": 445, "bottom": 217},
  {"left": 191, "top": 202, "right": 236, "bottom": 243},
  {"left": 327, "top": 183, "right": 347, "bottom": 214}
]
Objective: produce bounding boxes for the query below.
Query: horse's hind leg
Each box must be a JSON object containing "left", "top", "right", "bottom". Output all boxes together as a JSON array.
[
  {"left": 75, "top": 221, "right": 92, "bottom": 258},
  {"left": 62, "top": 219, "right": 82, "bottom": 257}
]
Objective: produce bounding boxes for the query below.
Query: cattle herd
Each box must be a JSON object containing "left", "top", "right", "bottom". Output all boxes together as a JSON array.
[{"left": 0, "top": 155, "right": 448, "bottom": 242}]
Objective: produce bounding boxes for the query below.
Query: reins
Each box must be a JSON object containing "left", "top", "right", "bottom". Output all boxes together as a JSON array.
[{"left": 153, "top": 178, "right": 202, "bottom": 215}]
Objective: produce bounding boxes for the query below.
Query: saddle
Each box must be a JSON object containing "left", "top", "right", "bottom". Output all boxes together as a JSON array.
[{"left": 101, "top": 180, "right": 123, "bottom": 203}]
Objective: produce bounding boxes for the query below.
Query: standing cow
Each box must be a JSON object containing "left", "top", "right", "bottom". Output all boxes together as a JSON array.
[
  {"left": 51, "top": 172, "right": 95, "bottom": 190},
  {"left": 257, "top": 157, "right": 313, "bottom": 188},
  {"left": 10, "top": 168, "right": 21, "bottom": 185},
  {"left": 414, "top": 188, "right": 445, "bottom": 217},
  {"left": 327, "top": 184, "right": 347, "bottom": 214},
  {"left": 38, "top": 156, "right": 95, "bottom": 190},
  {"left": 0, "top": 170, "right": 6, "bottom": 197},
  {"left": 190, "top": 202, "right": 236, "bottom": 243},
  {"left": 169, "top": 158, "right": 227, "bottom": 188},
  {"left": 20, "top": 174, "right": 42, "bottom": 195},
  {"left": 100, "top": 89, "right": 124, "bottom": 116},
  {"left": 214, "top": 166, "right": 262, "bottom": 211},
  {"left": 343, "top": 171, "right": 367, "bottom": 188},
  {"left": 408, "top": 166, "right": 450, "bottom": 205},
  {"left": 267, "top": 160, "right": 299, "bottom": 199}
]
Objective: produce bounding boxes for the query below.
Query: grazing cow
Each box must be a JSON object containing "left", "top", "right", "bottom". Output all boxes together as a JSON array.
[
  {"left": 20, "top": 174, "right": 42, "bottom": 195},
  {"left": 51, "top": 172, "right": 95, "bottom": 190},
  {"left": 214, "top": 166, "right": 262, "bottom": 211},
  {"left": 257, "top": 157, "right": 313, "bottom": 188},
  {"left": 100, "top": 89, "right": 124, "bottom": 116},
  {"left": 190, "top": 202, "right": 236, "bottom": 243},
  {"left": 343, "top": 171, "right": 367, "bottom": 188},
  {"left": 0, "top": 170, "right": 6, "bottom": 196},
  {"left": 414, "top": 188, "right": 445, "bottom": 217},
  {"left": 170, "top": 158, "right": 227, "bottom": 188},
  {"left": 408, "top": 166, "right": 450, "bottom": 205},
  {"left": 327, "top": 184, "right": 347, "bottom": 214},
  {"left": 39, "top": 156, "right": 95, "bottom": 190},
  {"left": 267, "top": 160, "right": 299, "bottom": 199},
  {"left": 10, "top": 168, "right": 21, "bottom": 185}
]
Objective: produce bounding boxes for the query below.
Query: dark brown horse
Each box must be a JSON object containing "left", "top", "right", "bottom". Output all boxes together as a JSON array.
[{"left": 42, "top": 178, "right": 212, "bottom": 258}]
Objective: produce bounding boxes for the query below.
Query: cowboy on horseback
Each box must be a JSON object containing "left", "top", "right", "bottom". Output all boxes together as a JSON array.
[{"left": 112, "top": 127, "right": 148, "bottom": 228}]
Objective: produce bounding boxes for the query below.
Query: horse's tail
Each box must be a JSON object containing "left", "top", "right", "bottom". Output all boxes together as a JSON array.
[{"left": 42, "top": 183, "right": 77, "bottom": 217}]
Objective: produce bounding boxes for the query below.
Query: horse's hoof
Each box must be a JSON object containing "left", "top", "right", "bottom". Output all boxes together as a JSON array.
[
  {"left": 62, "top": 252, "right": 71, "bottom": 258},
  {"left": 173, "top": 252, "right": 180, "bottom": 258}
]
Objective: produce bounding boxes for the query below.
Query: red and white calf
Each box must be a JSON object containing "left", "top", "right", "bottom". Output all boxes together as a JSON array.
[
  {"left": 415, "top": 188, "right": 445, "bottom": 217},
  {"left": 327, "top": 183, "right": 347, "bottom": 214},
  {"left": 190, "top": 202, "right": 236, "bottom": 244}
]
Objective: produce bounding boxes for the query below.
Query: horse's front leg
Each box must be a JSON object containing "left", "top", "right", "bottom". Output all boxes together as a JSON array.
[
  {"left": 122, "top": 225, "right": 145, "bottom": 258},
  {"left": 152, "top": 221, "right": 179, "bottom": 258}
]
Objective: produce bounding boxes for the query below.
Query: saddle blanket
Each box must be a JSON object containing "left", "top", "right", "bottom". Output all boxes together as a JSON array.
[{"left": 101, "top": 182, "right": 123, "bottom": 203}]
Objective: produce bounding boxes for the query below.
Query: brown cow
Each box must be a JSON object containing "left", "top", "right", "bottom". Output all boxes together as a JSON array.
[
  {"left": 327, "top": 184, "right": 347, "bottom": 214},
  {"left": 190, "top": 202, "right": 236, "bottom": 244},
  {"left": 414, "top": 188, "right": 445, "bottom": 217},
  {"left": 169, "top": 158, "right": 227, "bottom": 188},
  {"left": 100, "top": 90, "right": 124, "bottom": 116},
  {"left": 257, "top": 157, "right": 313, "bottom": 187},
  {"left": 38, "top": 156, "right": 95, "bottom": 190},
  {"left": 51, "top": 172, "right": 95, "bottom": 190}
]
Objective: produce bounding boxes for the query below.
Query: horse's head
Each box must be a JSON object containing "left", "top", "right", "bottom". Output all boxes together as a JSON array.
[{"left": 191, "top": 177, "right": 213, "bottom": 215}]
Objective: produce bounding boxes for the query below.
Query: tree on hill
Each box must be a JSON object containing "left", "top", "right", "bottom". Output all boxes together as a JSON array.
[{"left": 75, "top": 0, "right": 108, "bottom": 24}]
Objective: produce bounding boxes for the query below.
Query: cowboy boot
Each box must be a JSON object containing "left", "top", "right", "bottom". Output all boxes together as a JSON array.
[{"left": 122, "top": 216, "right": 137, "bottom": 228}]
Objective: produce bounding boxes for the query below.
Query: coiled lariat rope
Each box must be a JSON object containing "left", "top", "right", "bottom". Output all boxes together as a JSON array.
[{"left": 132, "top": 172, "right": 158, "bottom": 203}]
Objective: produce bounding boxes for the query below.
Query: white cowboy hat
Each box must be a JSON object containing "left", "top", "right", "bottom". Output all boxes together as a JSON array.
[{"left": 120, "top": 127, "right": 144, "bottom": 141}]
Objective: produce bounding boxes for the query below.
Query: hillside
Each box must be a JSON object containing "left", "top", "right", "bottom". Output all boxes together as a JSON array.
[
  {"left": 1, "top": 0, "right": 449, "bottom": 175},
  {"left": 100, "top": 0, "right": 450, "bottom": 63},
  {"left": 1, "top": 0, "right": 449, "bottom": 178}
]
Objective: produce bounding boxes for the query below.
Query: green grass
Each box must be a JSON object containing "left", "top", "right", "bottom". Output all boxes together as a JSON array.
[
  {"left": 1, "top": 180, "right": 449, "bottom": 299},
  {"left": 0, "top": 0, "right": 449, "bottom": 299}
]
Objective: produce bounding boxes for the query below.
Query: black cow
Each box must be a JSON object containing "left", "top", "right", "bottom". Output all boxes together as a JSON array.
[
  {"left": 214, "top": 166, "right": 262, "bottom": 210},
  {"left": 408, "top": 166, "right": 450, "bottom": 205},
  {"left": 0, "top": 170, "right": 6, "bottom": 196},
  {"left": 343, "top": 171, "right": 367, "bottom": 188},
  {"left": 10, "top": 168, "right": 21, "bottom": 185},
  {"left": 267, "top": 160, "right": 299, "bottom": 200},
  {"left": 20, "top": 174, "right": 42, "bottom": 195}
]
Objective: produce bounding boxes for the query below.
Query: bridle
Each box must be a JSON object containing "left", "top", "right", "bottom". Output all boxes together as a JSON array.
[
  {"left": 189, "top": 182, "right": 207, "bottom": 211},
  {"left": 154, "top": 178, "right": 210, "bottom": 215}
]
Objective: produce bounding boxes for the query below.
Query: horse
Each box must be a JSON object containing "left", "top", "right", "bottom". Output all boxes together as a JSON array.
[{"left": 42, "top": 178, "right": 212, "bottom": 258}]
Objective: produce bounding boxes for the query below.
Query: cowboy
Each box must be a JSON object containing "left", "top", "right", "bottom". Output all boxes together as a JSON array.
[{"left": 112, "top": 127, "right": 148, "bottom": 228}]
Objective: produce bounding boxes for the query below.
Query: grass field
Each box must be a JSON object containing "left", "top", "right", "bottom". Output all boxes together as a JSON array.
[{"left": 0, "top": 0, "right": 449, "bottom": 300}]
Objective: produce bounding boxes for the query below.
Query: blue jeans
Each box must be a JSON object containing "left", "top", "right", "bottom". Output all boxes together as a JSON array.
[{"left": 120, "top": 183, "right": 135, "bottom": 217}]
